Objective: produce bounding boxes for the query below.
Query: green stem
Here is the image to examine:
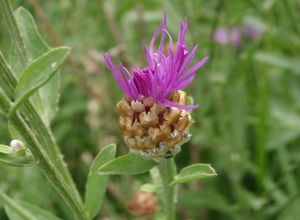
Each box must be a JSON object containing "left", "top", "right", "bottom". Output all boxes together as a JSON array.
[
  {"left": 0, "top": 51, "right": 86, "bottom": 216},
  {"left": 158, "top": 158, "right": 177, "bottom": 220},
  {"left": 10, "top": 113, "right": 88, "bottom": 220},
  {"left": 0, "top": 90, "right": 11, "bottom": 115},
  {"left": 0, "top": 91, "right": 88, "bottom": 220},
  {"left": 0, "top": 0, "right": 28, "bottom": 66},
  {"left": 0, "top": 51, "right": 77, "bottom": 192},
  {"left": 0, "top": 0, "right": 87, "bottom": 217}
]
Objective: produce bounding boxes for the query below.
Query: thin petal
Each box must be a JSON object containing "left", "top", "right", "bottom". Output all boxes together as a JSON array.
[
  {"left": 178, "top": 45, "right": 198, "bottom": 74},
  {"left": 103, "top": 53, "right": 129, "bottom": 96},
  {"left": 158, "top": 12, "right": 167, "bottom": 52},
  {"left": 161, "top": 99, "right": 198, "bottom": 110},
  {"left": 173, "top": 75, "right": 195, "bottom": 91},
  {"left": 178, "top": 17, "right": 188, "bottom": 45},
  {"left": 178, "top": 56, "right": 209, "bottom": 82}
]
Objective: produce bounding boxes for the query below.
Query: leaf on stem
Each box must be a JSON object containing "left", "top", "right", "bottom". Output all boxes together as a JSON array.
[
  {"left": 0, "top": 143, "right": 36, "bottom": 167},
  {"left": 10, "top": 47, "right": 70, "bottom": 115},
  {"left": 171, "top": 163, "right": 217, "bottom": 185},
  {"left": 14, "top": 7, "right": 61, "bottom": 124},
  {"left": 0, "top": 192, "right": 62, "bottom": 220},
  {"left": 85, "top": 144, "right": 117, "bottom": 219},
  {"left": 0, "top": 145, "right": 13, "bottom": 154},
  {"left": 98, "top": 153, "right": 157, "bottom": 175}
]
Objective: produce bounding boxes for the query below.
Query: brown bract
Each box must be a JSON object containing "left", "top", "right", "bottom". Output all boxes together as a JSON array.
[{"left": 116, "top": 90, "right": 192, "bottom": 152}]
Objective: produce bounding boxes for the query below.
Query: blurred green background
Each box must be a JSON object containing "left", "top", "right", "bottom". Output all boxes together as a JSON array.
[{"left": 1, "top": 0, "right": 300, "bottom": 219}]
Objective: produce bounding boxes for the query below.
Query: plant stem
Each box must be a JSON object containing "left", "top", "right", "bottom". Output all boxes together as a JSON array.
[
  {"left": 0, "top": 0, "right": 28, "bottom": 66},
  {"left": 0, "top": 0, "right": 87, "bottom": 217},
  {"left": 158, "top": 158, "right": 177, "bottom": 220},
  {"left": 0, "top": 51, "right": 87, "bottom": 217},
  {"left": 9, "top": 113, "right": 88, "bottom": 220}
]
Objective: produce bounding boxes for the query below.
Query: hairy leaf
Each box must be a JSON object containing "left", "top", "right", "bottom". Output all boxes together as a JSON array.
[
  {"left": 14, "top": 7, "right": 61, "bottom": 124},
  {"left": 10, "top": 47, "right": 70, "bottom": 115}
]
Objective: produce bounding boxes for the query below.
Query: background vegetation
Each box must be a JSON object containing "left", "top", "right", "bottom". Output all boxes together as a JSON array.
[{"left": 0, "top": 0, "right": 300, "bottom": 219}]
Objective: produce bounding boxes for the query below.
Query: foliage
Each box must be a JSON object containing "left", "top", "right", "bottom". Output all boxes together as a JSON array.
[{"left": 0, "top": 0, "right": 299, "bottom": 219}]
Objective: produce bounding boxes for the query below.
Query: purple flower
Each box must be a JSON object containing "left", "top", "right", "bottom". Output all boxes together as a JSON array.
[
  {"left": 103, "top": 13, "right": 208, "bottom": 110},
  {"left": 213, "top": 27, "right": 229, "bottom": 44},
  {"left": 213, "top": 27, "right": 242, "bottom": 48},
  {"left": 243, "top": 24, "right": 262, "bottom": 39},
  {"left": 230, "top": 27, "right": 242, "bottom": 48}
]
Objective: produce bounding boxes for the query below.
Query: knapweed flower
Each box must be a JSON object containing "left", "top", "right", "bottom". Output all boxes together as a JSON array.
[
  {"left": 213, "top": 27, "right": 229, "bottom": 45},
  {"left": 104, "top": 13, "right": 208, "bottom": 159},
  {"left": 213, "top": 27, "right": 242, "bottom": 48},
  {"left": 230, "top": 27, "right": 242, "bottom": 48},
  {"left": 243, "top": 24, "right": 263, "bottom": 40}
]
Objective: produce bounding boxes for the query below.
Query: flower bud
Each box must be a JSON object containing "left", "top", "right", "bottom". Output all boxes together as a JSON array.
[
  {"left": 10, "top": 139, "right": 24, "bottom": 152},
  {"left": 128, "top": 191, "right": 158, "bottom": 218}
]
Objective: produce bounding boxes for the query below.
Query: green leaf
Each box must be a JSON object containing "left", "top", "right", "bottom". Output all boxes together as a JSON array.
[
  {"left": 98, "top": 153, "right": 157, "bottom": 175},
  {"left": 14, "top": 8, "right": 48, "bottom": 60},
  {"left": 139, "top": 183, "right": 161, "bottom": 192},
  {"left": 0, "top": 144, "right": 36, "bottom": 167},
  {"left": 10, "top": 47, "right": 70, "bottom": 115},
  {"left": 278, "top": 197, "right": 300, "bottom": 220},
  {"left": 0, "top": 152, "right": 36, "bottom": 167},
  {"left": 1, "top": 192, "right": 62, "bottom": 220},
  {"left": 85, "top": 144, "right": 117, "bottom": 219},
  {"left": 0, "top": 145, "right": 13, "bottom": 154},
  {"left": 254, "top": 52, "right": 300, "bottom": 73},
  {"left": 14, "top": 7, "right": 61, "bottom": 124},
  {"left": 171, "top": 163, "right": 217, "bottom": 185}
]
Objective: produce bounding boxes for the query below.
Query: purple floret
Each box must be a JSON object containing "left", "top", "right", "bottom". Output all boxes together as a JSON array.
[{"left": 103, "top": 12, "right": 208, "bottom": 110}]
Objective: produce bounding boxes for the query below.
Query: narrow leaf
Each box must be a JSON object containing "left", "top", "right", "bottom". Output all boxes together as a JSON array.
[
  {"left": 85, "top": 144, "right": 117, "bottom": 219},
  {"left": 0, "top": 153, "right": 36, "bottom": 167},
  {"left": 98, "top": 153, "right": 157, "bottom": 175},
  {"left": 0, "top": 192, "right": 37, "bottom": 220},
  {"left": 254, "top": 52, "right": 300, "bottom": 73},
  {"left": 278, "top": 197, "right": 300, "bottom": 220},
  {"left": 0, "top": 145, "right": 13, "bottom": 154},
  {"left": 0, "top": 144, "right": 36, "bottom": 167},
  {"left": 171, "top": 163, "right": 217, "bottom": 185},
  {"left": 1, "top": 192, "right": 62, "bottom": 220},
  {"left": 14, "top": 7, "right": 61, "bottom": 124},
  {"left": 10, "top": 47, "right": 70, "bottom": 115}
]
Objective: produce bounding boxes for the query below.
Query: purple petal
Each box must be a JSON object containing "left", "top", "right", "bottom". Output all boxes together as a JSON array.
[
  {"left": 172, "top": 75, "right": 195, "bottom": 92},
  {"left": 161, "top": 99, "right": 198, "bottom": 110},
  {"left": 119, "top": 64, "right": 138, "bottom": 99},
  {"left": 178, "top": 17, "right": 188, "bottom": 45},
  {"left": 178, "top": 45, "right": 198, "bottom": 74},
  {"left": 144, "top": 46, "right": 154, "bottom": 68},
  {"left": 103, "top": 53, "right": 129, "bottom": 96},
  {"left": 178, "top": 56, "right": 208, "bottom": 82},
  {"left": 158, "top": 12, "right": 167, "bottom": 52}
]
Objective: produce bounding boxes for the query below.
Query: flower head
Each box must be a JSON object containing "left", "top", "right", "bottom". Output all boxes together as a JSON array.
[
  {"left": 104, "top": 13, "right": 207, "bottom": 159},
  {"left": 213, "top": 27, "right": 242, "bottom": 48},
  {"left": 213, "top": 27, "right": 229, "bottom": 44},
  {"left": 243, "top": 24, "right": 263, "bottom": 39},
  {"left": 104, "top": 12, "right": 208, "bottom": 110}
]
